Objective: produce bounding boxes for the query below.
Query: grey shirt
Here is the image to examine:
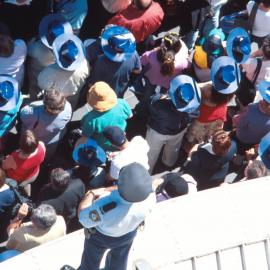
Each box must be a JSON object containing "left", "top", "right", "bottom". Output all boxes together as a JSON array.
[{"left": 20, "top": 100, "right": 72, "bottom": 144}]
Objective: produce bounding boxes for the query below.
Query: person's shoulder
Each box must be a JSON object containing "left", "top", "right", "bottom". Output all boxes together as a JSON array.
[
  {"left": 20, "top": 102, "right": 40, "bottom": 115},
  {"left": 116, "top": 98, "right": 130, "bottom": 108},
  {"left": 14, "top": 39, "right": 27, "bottom": 53},
  {"left": 247, "top": 0, "right": 255, "bottom": 11}
]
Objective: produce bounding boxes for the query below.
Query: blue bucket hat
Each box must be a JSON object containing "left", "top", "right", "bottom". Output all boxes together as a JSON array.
[
  {"left": 169, "top": 75, "right": 201, "bottom": 113},
  {"left": 259, "top": 132, "right": 270, "bottom": 170},
  {"left": 226, "top": 27, "right": 251, "bottom": 64},
  {"left": 0, "top": 76, "right": 19, "bottom": 111},
  {"left": 53, "top": 33, "right": 85, "bottom": 71},
  {"left": 101, "top": 25, "right": 136, "bottom": 62},
  {"left": 39, "top": 14, "right": 73, "bottom": 49},
  {"left": 258, "top": 80, "right": 270, "bottom": 104},
  {"left": 211, "top": 56, "right": 241, "bottom": 94},
  {"left": 73, "top": 138, "right": 106, "bottom": 168}
]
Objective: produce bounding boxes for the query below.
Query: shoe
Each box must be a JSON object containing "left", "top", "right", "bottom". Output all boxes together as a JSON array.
[{"left": 60, "top": 265, "right": 76, "bottom": 270}]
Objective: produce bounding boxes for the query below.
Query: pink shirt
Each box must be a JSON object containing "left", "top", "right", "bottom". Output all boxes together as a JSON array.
[{"left": 140, "top": 42, "right": 189, "bottom": 89}]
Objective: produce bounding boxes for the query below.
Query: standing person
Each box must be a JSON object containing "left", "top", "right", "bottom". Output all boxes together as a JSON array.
[
  {"left": 20, "top": 89, "right": 72, "bottom": 160},
  {"left": 61, "top": 162, "right": 155, "bottom": 270}
]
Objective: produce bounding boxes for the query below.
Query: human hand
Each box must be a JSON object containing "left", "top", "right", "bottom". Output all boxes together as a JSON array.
[{"left": 17, "top": 203, "right": 29, "bottom": 219}]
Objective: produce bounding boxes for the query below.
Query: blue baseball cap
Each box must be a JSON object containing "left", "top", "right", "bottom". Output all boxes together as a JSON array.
[
  {"left": 39, "top": 14, "right": 73, "bottom": 49},
  {"left": 258, "top": 80, "right": 270, "bottom": 104},
  {"left": 169, "top": 75, "right": 201, "bottom": 113},
  {"left": 53, "top": 34, "right": 85, "bottom": 71},
  {"left": 211, "top": 56, "right": 241, "bottom": 94},
  {"left": 73, "top": 138, "right": 106, "bottom": 168},
  {"left": 226, "top": 27, "right": 251, "bottom": 64},
  {"left": 0, "top": 76, "right": 19, "bottom": 111},
  {"left": 101, "top": 25, "right": 136, "bottom": 62},
  {"left": 259, "top": 132, "right": 270, "bottom": 170}
]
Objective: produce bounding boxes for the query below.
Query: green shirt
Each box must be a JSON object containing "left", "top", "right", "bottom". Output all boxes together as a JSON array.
[{"left": 81, "top": 99, "right": 132, "bottom": 150}]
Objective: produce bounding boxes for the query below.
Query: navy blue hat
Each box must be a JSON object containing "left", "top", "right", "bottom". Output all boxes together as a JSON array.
[
  {"left": 101, "top": 25, "right": 136, "bottom": 62},
  {"left": 118, "top": 163, "right": 152, "bottom": 202},
  {"left": 103, "top": 126, "right": 127, "bottom": 147},
  {"left": 39, "top": 14, "right": 72, "bottom": 49},
  {"left": 258, "top": 80, "right": 270, "bottom": 104},
  {"left": 211, "top": 56, "right": 241, "bottom": 94},
  {"left": 163, "top": 173, "right": 188, "bottom": 198},
  {"left": 0, "top": 76, "right": 19, "bottom": 111},
  {"left": 259, "top": 132, "right": 270, "bottom": 170},
  {"left": 169, "top": 75, "right": 201, "bottom": 113},
  {"left": 226, "top": 27, "right": 251, "bottom": 64},
  {"left": 53, "top": 34, "right": 85, "bottom": 71},
  {"left": 73, "top": 138, "right": 106, "bottom": 168}
]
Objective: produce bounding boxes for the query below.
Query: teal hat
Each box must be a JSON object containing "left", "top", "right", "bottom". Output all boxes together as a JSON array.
[
  {"left": 0, "top": 76, "right": 19, "bottom": 111},
  {"left": 259, "top": 132, "right": 270, "bottom": 170},
  {"left": 258, "top": 80, "right": 270, "bottom": 104}
]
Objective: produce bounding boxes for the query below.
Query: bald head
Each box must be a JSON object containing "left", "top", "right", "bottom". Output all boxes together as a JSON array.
[{"left": 134, "top": 0, "right": 152, "bottom": 10}]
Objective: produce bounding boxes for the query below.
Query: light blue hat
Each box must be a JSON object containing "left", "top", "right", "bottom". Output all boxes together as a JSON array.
[
  {"left": 73, "top": 138, "right": 106, "bottom": 168},
  {"left": 39, "top": 14, "right": 73, "bottom": 49},
  {"left": 101, "top": 25, "right": 136, "bottom": 62},
  {"left": 52, "top": 33, "right": 85, "bottom": 71},
  {"left": 0, "top": 76, "right": 19, "bottom": 111},
  {"left": 258, "top": 80, "right": 270, "bottom": 104},
  {"left": 211, "top": 56, "right": 241, "bottom": 94},
  {"left": 259, "top": 132, "right": 270, "bottom": 170},
  {"left": 169, "top": 75, "right": 201, "bottom": 113},
  {"left": 226, "top": 27, "right": 251, "bottom": 64}
]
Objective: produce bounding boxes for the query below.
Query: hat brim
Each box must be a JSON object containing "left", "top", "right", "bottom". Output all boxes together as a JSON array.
[
  {"left": 73, "top": 138, "right": 106, "bottom": 166},
  {"left": 258, "top": 81, "right": 270, "bottom": 103},
  {"left": 226, "top": 27, "right": 251, "bottom": 64},
  {"left": 39, "top": 14, "right": 73, "bottom": 49},
  {"left": 209, "top": 28, "right": 226, "bottom": 41},
  {"left": 101, "top": 25, "right": 136, "bottom": 62},
  {"left": 169, "top": 75, "right": 201, "bottom": 113},
  {"left": 53, "top": 34, "right": 85, "bottom": 71},
  {"left": 259, "top": 132, "right": 270, "bottom": 169},
  {"left": 0, "top": 76, "right": 19, "bottom": 111},
  {"left": 211, "top": 56, "right": 240, "bottom": 94}
]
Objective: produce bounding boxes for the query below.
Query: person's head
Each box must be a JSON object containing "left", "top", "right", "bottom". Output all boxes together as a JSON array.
[
  {"left": 162, "top": 173, "right": 189, "bottom": 197},
  {"left": 50, "top": 168, "right": 70, "bottom": 192},
  {"left": 211, "top": 86, "right": 234, "bottom": 105},
  {"left": 245, "top": 160, "right": 269, "bottom": 180},
  {"left": 157, "top": 47, "right": 175, "bottom": 77},
  {"left": 162, "top": 32, "right": 181, "bottom": 53},
  {"left": 31, "top": 204, "right": 57, "bottom": 229},
  {"left": 43, "top": 89, "right": 66, "bottom": 115},
  {"left": 133, "top": 0, "right": 152, "bottom": 10},
  {"left": 261, "top": 0, "right": 270, "bottom": 8},
  {"left": 103, "top": 126, "right": 127, "bottom": 148},
  {"left": 0, "top": 35, "right": 14, "bottom": 57},
  {"left": 212, "top": 130, "right": 231, "bottom": 156},
  {"left": 0, "top": 168, "right": 6, "bottom": 188},
  {"left": 19, "top": 130, "right": 39, "bottom": 155},
  {"left": 262, "top": 35, "right": 270, "bottom": 59}
]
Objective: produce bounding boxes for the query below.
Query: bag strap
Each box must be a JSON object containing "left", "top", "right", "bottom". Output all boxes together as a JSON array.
[
  {"left": 251, "top": 58, "right": 262, "bottom": 85},
  {"left": 33, "top": 109, "right": 40, "bottom": 130},
  {"left": 248, "top": 2, "right": 259, "bottom": 34}
]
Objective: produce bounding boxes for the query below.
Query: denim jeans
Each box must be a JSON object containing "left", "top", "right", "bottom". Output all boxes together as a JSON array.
[{"left": 79, "top": 229, "right": 137, "bottom": 270}]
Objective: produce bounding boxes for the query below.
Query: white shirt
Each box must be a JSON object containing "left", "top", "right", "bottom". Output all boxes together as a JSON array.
[
  {"left": 37, "top": 59, "right": 90, "bottom": 97},
  {"left": 79, "top": 190, "right": 156, "bottom": 237},
  {"left": 247, "top": 1, "right": 270, "bottom": 37},
  {"left": 0, "top": 39, "right": 27, "bottom": 89},
  {"left": 109, "top": 136, "right": 150, "bottom": 180}
]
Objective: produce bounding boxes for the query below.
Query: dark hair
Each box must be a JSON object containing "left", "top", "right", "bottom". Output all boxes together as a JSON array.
[
  {"left": 0, "top": 168, "right": 6, "bottom": 188},
  {"left": 212, "top": 130, "right": 231, "bottom": 156},
  {"left": 0, "top": 35, "right": 14, "bottom": 57},
  {"left": 50, "top": 168, "right": 70, "bottom": 192},
  {"left": 261, "top": 0, "right": 270, "bottom": 8},
  {"left": 262, "top": 35, "right": 270, "bottom": 59},
  {"left": 246, "top": 160, "right": 269, "bottom": 180},
  {"left": 211, "top": 87, "right": 234, "bottom": 105},
  {"left": 19, "top": 130, "right": 39, "bottom": 154},
  {"left": 134, "top": 0, "right": 152, "bottom": 10},
  {"left": 163, "top": 32, "right": 181, "bottom": 53},
  {"left": 157, "top": 47, "right": 175, "bottom": 76},
  {"left": 43, "top": 89, "right": 66, "bottom": 115}
]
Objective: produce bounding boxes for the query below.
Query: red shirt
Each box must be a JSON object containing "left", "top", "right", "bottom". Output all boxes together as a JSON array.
[
  {"left": 108, "top": 2, "right": 164, "bottom": 43},
  {"left": 198, "top": 103, "right": 227, "bottom": 123},
  {"left": 6, "top": 142, "right": 46, "bottom": 182}
]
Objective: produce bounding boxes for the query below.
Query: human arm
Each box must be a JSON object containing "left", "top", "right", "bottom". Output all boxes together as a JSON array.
[{"left": 2, "top": 154, "right": 17, "bottom": 170}]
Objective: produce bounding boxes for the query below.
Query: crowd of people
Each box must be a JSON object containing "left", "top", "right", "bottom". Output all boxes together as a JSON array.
[{"left": 1, "top": 0, "right": 270, "bottom": 269}]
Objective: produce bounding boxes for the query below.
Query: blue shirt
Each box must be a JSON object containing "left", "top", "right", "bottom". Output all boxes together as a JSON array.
[
  {"left": 55, "top": 0, "right": 88, "bottom": 31},
  {"left": 79, "top": 190, "right": 156, "bottom": 237}
]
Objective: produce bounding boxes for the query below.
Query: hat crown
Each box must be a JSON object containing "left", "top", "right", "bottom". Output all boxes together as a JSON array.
[
  {"left": 47, "top": 21, "right": 65, "bottom": 45},
  {"left": 109, "top": 34, "right": 132, "bottom": 53},
  {"left": 0, "top": 81, "right": 14, "bottom": 101},
  {"left": 59, "top": 39, "right": 79, "bottom": 67},
  {"left": 176, "top": 83, "right": 194, "bottom": 103}
]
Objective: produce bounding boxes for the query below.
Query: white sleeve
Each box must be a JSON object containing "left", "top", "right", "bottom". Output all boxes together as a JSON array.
[{"left": 109, "top": 160, "right": 121, "bottom": 180}]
